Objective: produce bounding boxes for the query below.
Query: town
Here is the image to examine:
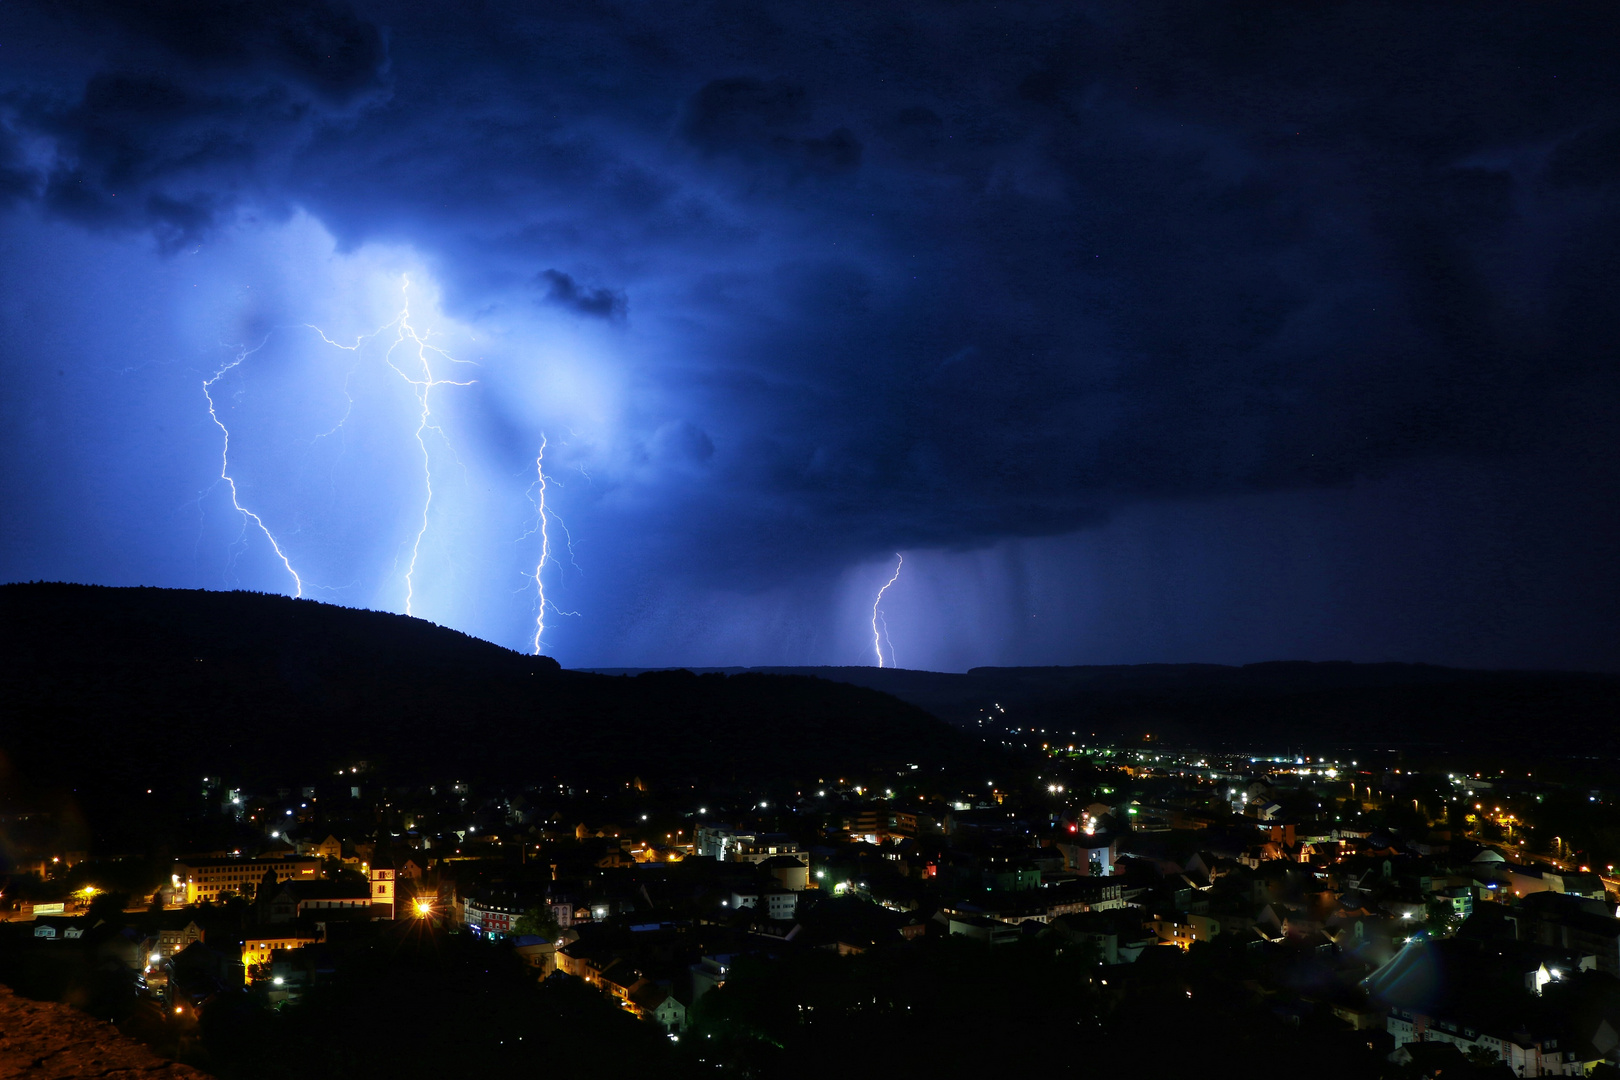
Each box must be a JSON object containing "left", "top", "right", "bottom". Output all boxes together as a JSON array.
[{"left": 3, "top": 737, "right": 1618, "bottom": 1078}]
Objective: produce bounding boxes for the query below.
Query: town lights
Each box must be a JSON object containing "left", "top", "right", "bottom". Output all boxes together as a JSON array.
[{"left": 415, "top": 899, "right": 433, "bottom": 916}]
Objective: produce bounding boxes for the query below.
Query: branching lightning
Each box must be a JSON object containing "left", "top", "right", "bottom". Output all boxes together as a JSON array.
[
  {"left": 871, "top": 552, "right": 903, "bottom": 668},
  {"left": 377, "top": 277, "right": 476, "bottom": 616},
  {"left": 199, "top": 275, "right": 477, "bottom": 617},
  {"left": 202, "top": 339, "right": 305, "bottom": 597}
]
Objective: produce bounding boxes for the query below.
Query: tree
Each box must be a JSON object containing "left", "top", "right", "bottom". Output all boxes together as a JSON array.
[
  {"left": 512, "top": 907, "right": 559, "bottom": 940},
  {"left": 86, "top": 890, "right": 130, "bottom": 924},
  {"left": 1425, "top": 896, "right": 1461, "bottom": 938}
]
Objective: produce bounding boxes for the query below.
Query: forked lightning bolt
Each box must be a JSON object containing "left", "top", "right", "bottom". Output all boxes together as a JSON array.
[
  {"left": 202, "top": 340, "right": 305, "bottom": 597},
  {"left": 871, "top": 552, "right": 903, "bottom": 668},
  {"left": 200, "top": 276, "right": 475, "bottom": 616},
  {"left": 378, "top": 277, "right": 476, "bottom": 616}
]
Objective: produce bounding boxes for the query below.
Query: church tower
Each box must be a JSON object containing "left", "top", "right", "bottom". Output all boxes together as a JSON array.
[{"left": 369, "top": 860, "right": 395, "bottom": 919}]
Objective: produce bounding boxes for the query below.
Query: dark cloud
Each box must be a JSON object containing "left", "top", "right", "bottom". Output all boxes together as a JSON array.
[
  {"left": 61, "top": 0, "right": 389, "bottom": 104},
  {"left": 683, "top": 76, "right": 861, "bottom": 172},
  {"left": 0, "top": 0, "right": 1616, "bottom": 664},
  {"left": 2, "top": 0, "right": 388, "bottom": 245},
  {"left": 0, "top": 128, "right": 37, "bottom": 206},
  {"left": 535, "top": 268, "right": 628, "bottom": 321},
  {"left": 684, "top": 77, "right": 811, "bottom": 153}
]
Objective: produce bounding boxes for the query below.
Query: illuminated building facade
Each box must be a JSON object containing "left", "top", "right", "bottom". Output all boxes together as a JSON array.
[{"left": 172, "top": 857, "right": 321, "bottom": 904}]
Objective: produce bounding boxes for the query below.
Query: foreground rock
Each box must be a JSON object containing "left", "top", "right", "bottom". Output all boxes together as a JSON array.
[{"left": 0, "top": 986, "right": 208, "bottom": 1079}]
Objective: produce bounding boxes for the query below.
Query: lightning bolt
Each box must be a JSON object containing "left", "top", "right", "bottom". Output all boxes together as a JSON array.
[
  {"left": 871, "top": 552, "right": 903, "bottom": 668},
  {"left": 522, "top": 434, "right": 581, "bottom": 655},
  {"left": 202, "top": 340, "right": 304, "bottom": 597},
  {"left": 199, "top": 275, "right": 475, "bottom": 616},
  {"left": 379, "top": 277, "right": 476, "bottom": 617},
  {"left": 530, "top": 436, "right": 553, "bottom": 653}
]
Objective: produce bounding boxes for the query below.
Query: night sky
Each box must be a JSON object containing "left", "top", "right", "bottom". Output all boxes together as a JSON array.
[{"left": 1, "top": 1, "right": 1616, "bottom": 671}]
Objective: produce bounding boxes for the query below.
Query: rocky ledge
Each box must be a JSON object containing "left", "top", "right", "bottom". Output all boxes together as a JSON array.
[{"left": 0, "top": 985, "right": 209, "bottom": 1079}]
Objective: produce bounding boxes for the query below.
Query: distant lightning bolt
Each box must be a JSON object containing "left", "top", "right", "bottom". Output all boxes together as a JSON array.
[
  {"left": 202, "top": 340, "right": 304, "bottom": 597},
  {"left": 871, "top": 552, "right": 903, "bottom": 668}
]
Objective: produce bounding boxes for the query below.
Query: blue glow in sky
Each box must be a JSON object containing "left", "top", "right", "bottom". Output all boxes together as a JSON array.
[{"left": 0, "top": 1, "right": 1616, "bottom": 670}]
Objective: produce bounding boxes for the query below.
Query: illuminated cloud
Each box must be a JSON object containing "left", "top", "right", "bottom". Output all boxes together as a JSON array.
[{"left": 0, "top": 1, "right": 1615, "bottom": 668}]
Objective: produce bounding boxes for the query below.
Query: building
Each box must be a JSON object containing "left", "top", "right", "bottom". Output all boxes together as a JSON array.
[
  {"left": 759, "top": 854, "right": 811, "bottom": 891},
  {"left": 261, "top": 879, "right": 373, "bottom": 923},
  {"left": 172, "top": 856, "right": 322, "bottom": 904},
  {"left": 462, "top": 897, "right": 521, "bottom": 936},
  {"left": 154, "top": 920, "right": 205, "bottom": 957},
  {"left": 242, "top": 928, "right": 320, "bottom": 979},
  {"left": 730, "top": 888, "right": 797, "bottom": 921},
  {"left": 694, "top": 827, "right": 806, "bottom": 867},
  {"left": 947, "top": 915, "right": 1021, "bottom": 945},
  {"left": 302, "top": 834, "right": 344, "bottom": 862},
  {"left": 369, "top": 862, "right": 395, "bottom": 918},
  {"left": 631, "top": 985, "right": 688, "bottom": 1032}
]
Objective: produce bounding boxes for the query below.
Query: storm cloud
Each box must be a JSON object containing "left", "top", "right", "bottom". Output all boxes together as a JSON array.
[{"left": 0, "top": 0, "right": 1615, "bottom": 668}]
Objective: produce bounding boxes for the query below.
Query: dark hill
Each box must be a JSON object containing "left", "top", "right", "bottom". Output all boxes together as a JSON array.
[
  {"left": 590, "top": 662, "right": 1620, "bottom": 755},
  {"left": 0, "top": 584, "right": 975, "bottom": 808}
]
